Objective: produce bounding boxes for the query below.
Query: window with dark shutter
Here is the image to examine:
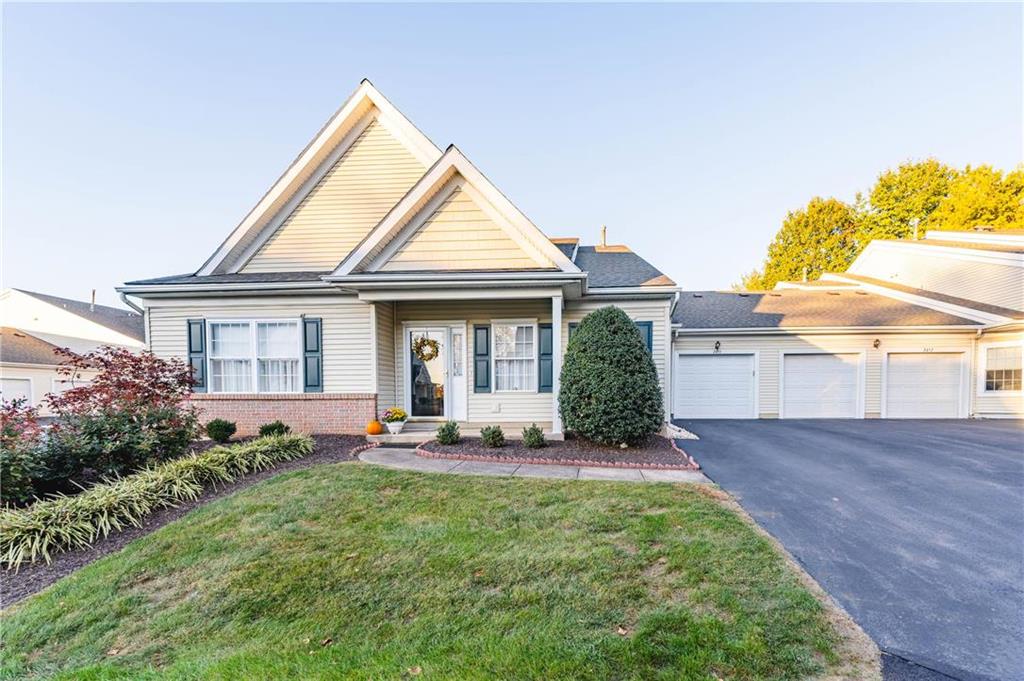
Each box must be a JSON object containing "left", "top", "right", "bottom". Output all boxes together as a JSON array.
[
  {"left": 187, "top": 319, "right": 207, "bottom": 392},
  {"left": 538, "top": 323, "right": 553, "bottom": 393},
  {"left": 634, "top": 321, "right": 654, "bottom": 353},
  {"left": 302, "top": 317, "right": 323, "bottom": 393},
  {"left": 473, "top": 325, "right": 491, "bottom": 393}
]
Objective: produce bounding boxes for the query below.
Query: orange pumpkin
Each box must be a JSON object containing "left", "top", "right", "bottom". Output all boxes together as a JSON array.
[{"left": 366, "top": 420, "right": 384, "bottom": 435}]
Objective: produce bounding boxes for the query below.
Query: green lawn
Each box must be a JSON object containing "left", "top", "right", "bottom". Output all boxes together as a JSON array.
[{"left": 2, "top": 463, "right": 850, "bottom": 680}]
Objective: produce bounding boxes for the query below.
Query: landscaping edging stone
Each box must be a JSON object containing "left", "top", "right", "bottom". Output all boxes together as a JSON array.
[{"left": 415, "top": 437, "right": 700, "bottom": 470}]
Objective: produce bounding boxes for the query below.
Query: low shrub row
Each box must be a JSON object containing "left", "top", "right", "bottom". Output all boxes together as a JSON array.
[
  {"left": 204, "top": 419, "right": 290, "bottom": 443},
  {"left": 433, "top": 422, "right": 546, "bottom": 449},
  {"left": 0, "top": 434, "right": 314, "bottom": 568}
]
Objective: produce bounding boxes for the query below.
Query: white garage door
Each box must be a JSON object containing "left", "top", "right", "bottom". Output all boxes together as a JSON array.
[
  {"left": 674, "top": 354, "right": 755, "bottom": 418},
  {"left": 885, "top": 353, "right": 963, "bottom": 418},
  {"left": 0, "top": 378, "right": 32, "bottom": 405},
  {"left": 783, "top": 353, "right": 860, "bottom": 418}
]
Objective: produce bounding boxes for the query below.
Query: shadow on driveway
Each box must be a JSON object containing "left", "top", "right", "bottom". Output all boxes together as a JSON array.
[{"left": 675, "top": 419, "right": 1024, "bottom": 681}]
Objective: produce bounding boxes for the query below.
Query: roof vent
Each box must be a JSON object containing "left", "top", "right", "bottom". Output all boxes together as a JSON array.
[
  {"left": 827, "top": 291, "right": 840, "bottom": 296},
  {"left": 737, "top": 293, "right": 749, "bottom": 297},
  {"left": 855, "top": 290, "right": 868, "bottom": 295}
]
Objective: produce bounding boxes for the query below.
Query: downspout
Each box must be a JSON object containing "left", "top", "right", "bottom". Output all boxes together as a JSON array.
[{"left": 120, "top": 292, "right": 144, "bottom": 315}]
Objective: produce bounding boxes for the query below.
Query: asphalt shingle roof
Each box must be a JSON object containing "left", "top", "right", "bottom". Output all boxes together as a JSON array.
[
  {"left": 672, "top": 290, "right": 981, "bottom": 328},
  {"left": 573, "top": 246, "right": 674, "bottom": 288},
  {"left": 0, "top": 327, "right": 65, "bottom": 365},
  {"left": 124, "top": 271, "right": 330, "bottom": 286},
  {"left": 16, "top": 290, "right": 144, "bottom": 341},
  {"left": 836, "top": 274, "right": 1024, "bottom": 319}
]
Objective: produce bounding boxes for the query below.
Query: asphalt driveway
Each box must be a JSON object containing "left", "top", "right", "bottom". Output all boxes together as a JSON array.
[{"left": 674, "top": 419, "right": 1024, "bottom": 681}]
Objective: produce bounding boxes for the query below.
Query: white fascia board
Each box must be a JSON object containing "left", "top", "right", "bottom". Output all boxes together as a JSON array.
[
  {"left": 584, "top": 286, "right": 680, "bottom": 297},
  {"left": 330, "top": 147, "right": 581, "bottom": 277},
  {"left": 924, "top": 230, "right": 1024, "bottom": 247},
  {"left": 326, "top": 271, "right": 583, "bottom": 284},
  {"left": 822, "top": 273, "right": 1009, "bottom": 324},
  {"left": 858, "top": 240, "right": 1024, "bottom": 268},
  {"left": 671, "top": 325, "right": 983, "bottom": 335},
  {"left": 116, "top": 281, "right": 339, "bottom": 297},
  {"left": 196, "top": 81, "right": 442, "bottom": 276},
  {"left": 358, "top": 287, "right": 566, "bottom": 302}
]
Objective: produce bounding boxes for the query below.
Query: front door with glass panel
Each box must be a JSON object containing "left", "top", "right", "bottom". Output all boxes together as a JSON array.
[{"left": 409, "top": 328, "right": 447, "bottom": 417}]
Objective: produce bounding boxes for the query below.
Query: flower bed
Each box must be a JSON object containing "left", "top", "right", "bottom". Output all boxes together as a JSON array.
[
  {"left": 417, "top": 435, "right": 699, "bottom": 470},
  {"left": 0, "top": 434, "right": 314, "bottom": 568}
]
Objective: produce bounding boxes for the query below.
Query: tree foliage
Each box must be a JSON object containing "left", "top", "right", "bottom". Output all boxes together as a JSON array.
[
  {"left": 559, "top": 306, "right": 662, "bottom": 446},
  {"left": 740, "top": 160, "right": 1023, "bottom": 290}
]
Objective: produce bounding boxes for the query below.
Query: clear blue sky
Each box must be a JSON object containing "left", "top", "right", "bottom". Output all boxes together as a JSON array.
[{"left": 3, "top": 2, "right": 1021, "bottom": 306}]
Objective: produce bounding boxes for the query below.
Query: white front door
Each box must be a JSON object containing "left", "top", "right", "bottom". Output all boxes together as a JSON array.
[
  {"left": 674, "top": 354, "right": 756, "bottom": 418},
  {"left": 885, "top": 352, "right": 964, "bottom": 418},
  {"left": 782, "top": 353, "right": 861, "bottom": 418},
  {"left": 406, "top": 325, "right": 468, "bottom": 420}
]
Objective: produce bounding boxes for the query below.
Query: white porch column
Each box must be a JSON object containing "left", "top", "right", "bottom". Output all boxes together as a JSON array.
[{"left": 551, "top": 294, "right": 563, "bottom": 434}]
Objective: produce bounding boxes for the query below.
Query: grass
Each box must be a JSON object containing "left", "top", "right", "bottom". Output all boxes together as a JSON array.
[{"left": 2, "top": 463, "right": 845, "bottom": 680}]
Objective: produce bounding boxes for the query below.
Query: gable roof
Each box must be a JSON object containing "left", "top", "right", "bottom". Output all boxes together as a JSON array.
[
  {"left": 672, "top": 289, "right": 981, "bottom": 329},
  {"left": 15, "top": 290, "right": 144, "bottom": 341},
  {"left": 198, "top": 80, "right": 442, "bottom": 276},
  {"left": 831, "top": 273, "right": 1024, "bottom": 319},
  {"left": 573, "top": 246, "right": 675, "bottom": 288},
  {"left": 0, "top": 327, "right": 65, "bottom": 365},
  {"left": 328, "top": 146, "right": 580, "bottom": 278}
]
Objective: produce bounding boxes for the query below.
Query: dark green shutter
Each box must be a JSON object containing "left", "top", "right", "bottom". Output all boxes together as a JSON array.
[
  {"left": 473, "top": 325, "right": 491, "bottom": 393},
  {"left": 187, "top": 319, "right": 206, "bottom": 392},
  {"left": 634, "top": 321, "right": 654, "bottom": 352},
  {"left": 538, "top": 324, "right": 553, "bottom": 393},
  {"left": 303, "top": 317, "right": 323, "bottom": 393}
]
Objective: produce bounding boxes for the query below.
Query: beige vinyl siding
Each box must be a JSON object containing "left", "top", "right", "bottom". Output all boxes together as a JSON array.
[
  {"left": 242, "top": 117, "right": 426, "bottom": 273},
  {"left": 975, "top": 330, "right": 1024, "bottom": 418},
  {"left": 146, "top": 296, "right": 373, "bottom": 393},
  {"left": 672, "top": 331, "right": 976, "bottom": 418},
  {"left": 374, "top": 302, "right": 396, "bottom": 408},
  {"left": 565, "top": 298, "right": 673, "bottom": 421},
  {"left": 849, "top": 245, "right": 1024, "bottom": 311},
  {"left": 394, "top": 299, "right": 552, "bottom": 422},
  {"left": 379, "top": 186, "right": 541, "bottom": 272}
]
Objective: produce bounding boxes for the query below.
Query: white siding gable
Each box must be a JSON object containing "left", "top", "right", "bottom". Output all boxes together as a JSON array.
[
  {"left": 241, "top": 117, "right": 426, "bottom": 273},
  {"left": 378, "top": 185, "right": 544, "bottom": 272}
]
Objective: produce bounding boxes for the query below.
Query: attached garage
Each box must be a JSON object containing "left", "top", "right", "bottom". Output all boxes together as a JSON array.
[
  {"left": 781, "top": 353, "right": 862, "bottom": 418},
  {"left": 674, "top": 353, "right": 756, "bottom": 418},
  {"left": 884, "top": 352, "right": 965, "bottom": 418}
]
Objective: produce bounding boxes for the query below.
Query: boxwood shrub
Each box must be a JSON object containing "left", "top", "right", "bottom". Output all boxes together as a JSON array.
[
  {"left": 0, "top": 434, "right": 314, "bottom": 568},
  {"left": 205, "top": 419, "right": 237, "bottom": 443},
  {"left": 436, "top": 420, "right": 460, "bottom": 445},
  {"left": 559, "top": 305, "right": 663, "bottom": 446}
]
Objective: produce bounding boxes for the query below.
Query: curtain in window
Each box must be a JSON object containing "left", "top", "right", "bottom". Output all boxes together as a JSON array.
[
  {"left": 257, "top": 322, "right": 300, "bottom": 392},
  {"left": 209, "top": 322, "right": 252, "bottom": 392},
  {"left": 494, "top": 324, "right": 535, "bottom": 391}
]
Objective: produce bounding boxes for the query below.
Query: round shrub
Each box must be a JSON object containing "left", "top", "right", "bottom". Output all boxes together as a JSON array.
[
  {"left": 521, "top": 424, "right": 545, "bottom": 449},
  {"left": 480, "top": 425, "right": 504, "bottom": 448},
  {"left": 559, "top": 306, "right": 663, "bottom": 446},
  {"left": 258, "top": 420, "right": 290, "bottom": 437},
  {"left": 436, "top": 420, "right": 461, "bottom": 445},
  {"left": 205, "top": 419, "right": 237, "bottom": 443}
]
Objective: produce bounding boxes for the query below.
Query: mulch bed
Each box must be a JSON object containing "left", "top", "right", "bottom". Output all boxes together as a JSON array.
[
  {"left": 1, "top": 434, "right": 369, "bottom": 607},
  {"left": 417, "top": 435, "right": 699, "bottom": 470}
]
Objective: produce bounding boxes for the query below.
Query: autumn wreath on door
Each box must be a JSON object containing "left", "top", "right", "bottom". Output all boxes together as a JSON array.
[{"left": 413, "top": 336, "right": 441, "bottom": 362}]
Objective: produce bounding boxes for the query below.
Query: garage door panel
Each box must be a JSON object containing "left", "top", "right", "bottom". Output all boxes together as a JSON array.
[
  {"left": 674, "top": 354, "right": 755, "bottom": 419},
  {"left": 783, "top": 354, "right": 859, "bottom": 418},
  {"left": 886, "top": 353, "right": 962, "bottom": 418}
]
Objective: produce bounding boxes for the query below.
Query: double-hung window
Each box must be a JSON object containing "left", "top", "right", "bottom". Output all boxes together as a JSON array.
[
  {"left": 982, "top": 343, "right": 1022, "bottom": 393},
  {"left": 493, "top": 322, "right": 536, "bottom": 392},
  {"left": 208, "top": 320, "right": 301, "bottom": 393}
]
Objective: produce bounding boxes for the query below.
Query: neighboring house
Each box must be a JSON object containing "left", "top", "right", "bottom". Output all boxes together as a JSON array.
[
  {"left": 119, "top": 81, "right": 677, "bottom": 435},
  {"left": 671, "top": 230, "right": 1023, "bottom": 420},
  {"left": 0, "top": 289, "right": 145, "bottom": 414}
]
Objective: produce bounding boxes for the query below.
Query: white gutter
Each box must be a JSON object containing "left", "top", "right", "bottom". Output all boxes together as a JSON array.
[
  {"left": 116, "top": 281, "right": 337, "bottom": 295},
  {"left": 119, "top": 292, "right": 144, "bottom": 314},
  {"left": 672, "top": 325, "right": 984, "bottom": 335}
]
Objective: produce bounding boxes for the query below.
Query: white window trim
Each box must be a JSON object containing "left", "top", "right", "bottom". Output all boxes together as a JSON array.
[
  {"left": 206, "top": 319, "right": 303, "bottom": 394},
  {"left": 977, "top": 339, "right": 1024, "bottom": 396},
  {"left": 490, "top": 318, "right": 539, "bottom": 393}
]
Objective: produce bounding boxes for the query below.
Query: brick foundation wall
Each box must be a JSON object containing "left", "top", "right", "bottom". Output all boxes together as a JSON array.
[{"left": 190, "top": 393, "right": 377, "bottom": 435}]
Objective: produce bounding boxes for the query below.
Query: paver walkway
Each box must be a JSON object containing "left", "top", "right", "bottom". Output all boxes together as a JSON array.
[{"left": 359, "top": 447, "right": 710, "bottom": 483}]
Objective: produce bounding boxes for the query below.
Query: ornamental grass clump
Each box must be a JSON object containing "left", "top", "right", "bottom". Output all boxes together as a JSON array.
[
  {"left": 0, "top": 434, "right": 313, "bottom": 569},
  {"left": 559, "top": 305, "right": 663, "bottom": 446},
  {"left": 436, "top": 420, "right": 460, "bottom": 445}
]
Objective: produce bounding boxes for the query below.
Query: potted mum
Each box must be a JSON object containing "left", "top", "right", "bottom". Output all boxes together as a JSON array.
[{"left": 380, "top": 407, "right": 408, "bottom": 434}]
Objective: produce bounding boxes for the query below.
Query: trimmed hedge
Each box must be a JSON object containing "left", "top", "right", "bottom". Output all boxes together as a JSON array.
[
  {"left": 0, "top": 434, "right": 314, "bottom": 568},
  {"left": 559, "top": 305, "right": 663, "bottom": 446}
]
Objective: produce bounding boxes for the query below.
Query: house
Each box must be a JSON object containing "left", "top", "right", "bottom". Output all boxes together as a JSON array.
[
  {"left": 670, "top": 230, "right": 1023, "bottom": 419},
  {"left": 119, "top": 81, "right": 677, "bottom": 436},
  {"left": 0, "top": 289, "right": 145, "bottom": 414}
]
